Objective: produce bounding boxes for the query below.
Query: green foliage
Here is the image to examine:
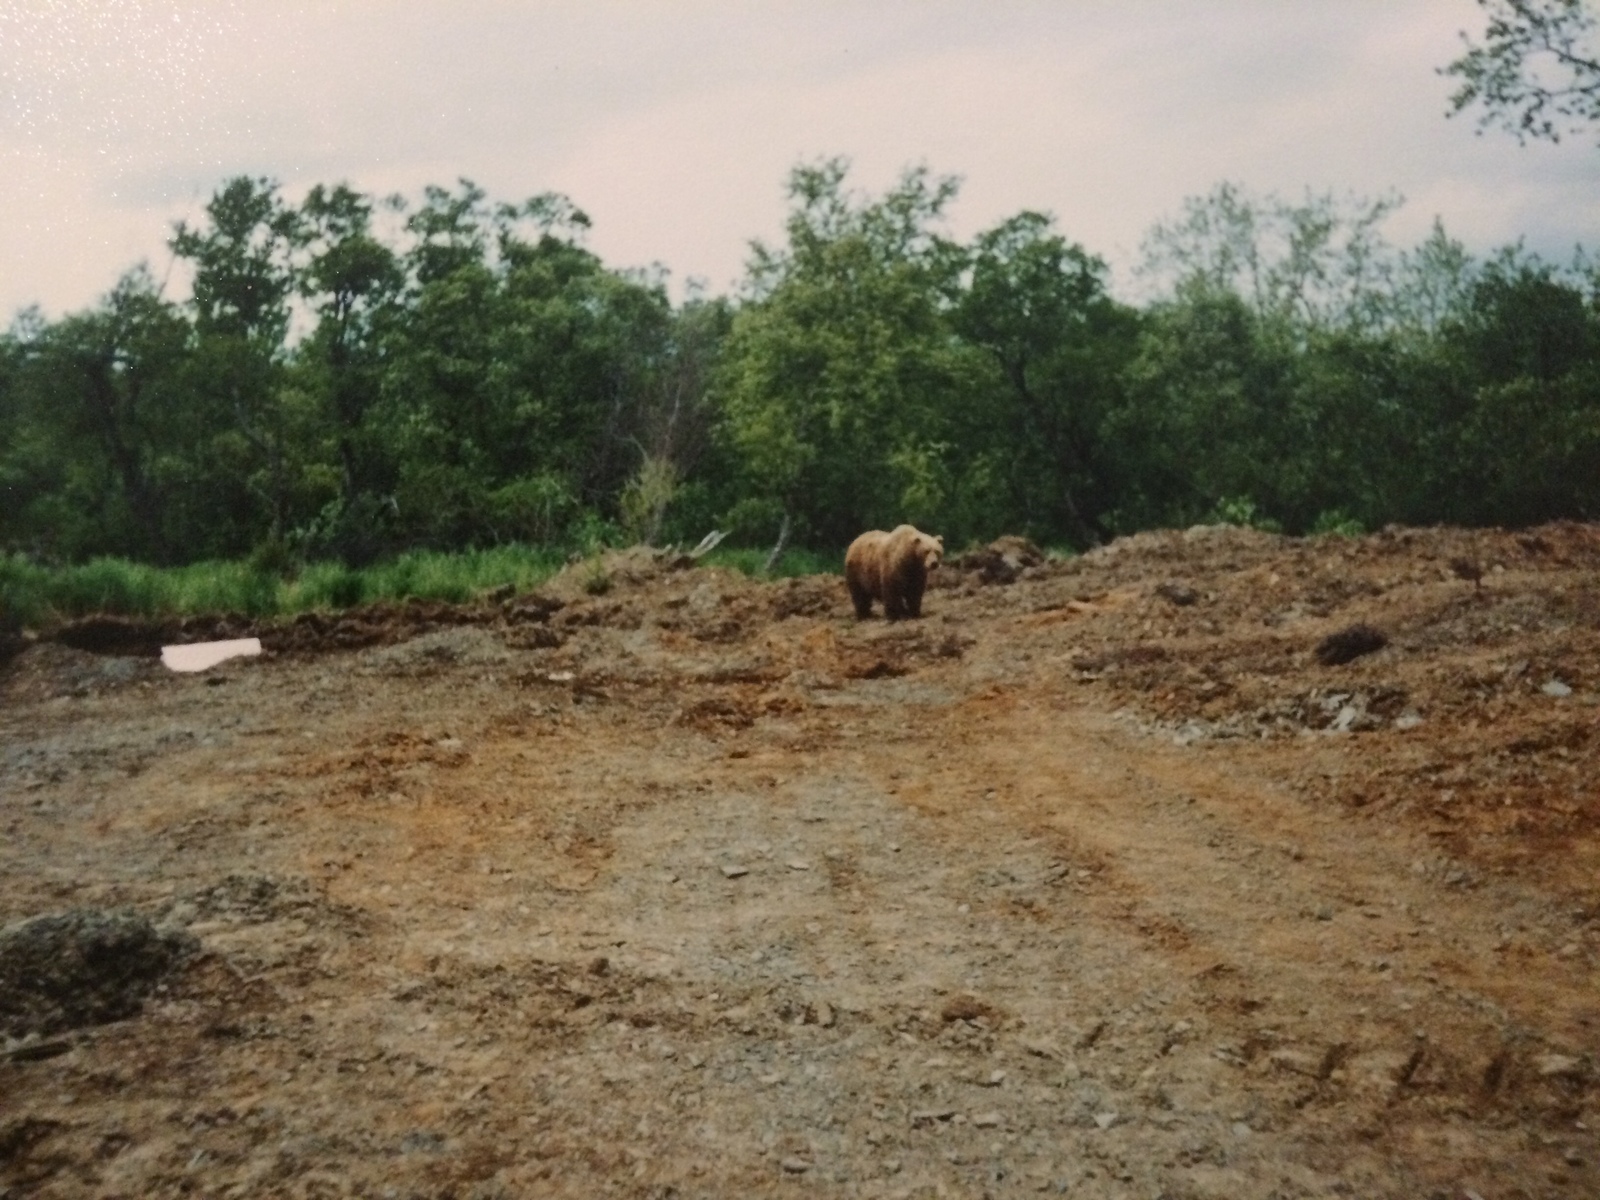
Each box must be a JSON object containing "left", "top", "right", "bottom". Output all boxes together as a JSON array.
[
  {"left": 0, "top": 543, "right": 570, "bottom": 627},
  {"left": 3, "top": 162, "right": 1598, "bottom": 602},
  {"left": 717, "top": 159, "right": 979, "bottom": 547},
  {"left": 1206, "top": 496, "right": 1284, "bottom": 533},
  {"left": 486, "top": 474, "right": 582, "bottom": 545},
  {"left": 1444, "top": 0, "right": 1600, "bottom": 144},
  {"left": 700, "top": 545, "right": 843, "bottom": 579},
  {"left": 618, "top": 456, "right": 679, "bottom": 546},
  {"left": 1310, "top": 510, "right": 1367, "bottom": 537},
  {"left": 578, "top": 558, "right": 612, "bottom": 596}
]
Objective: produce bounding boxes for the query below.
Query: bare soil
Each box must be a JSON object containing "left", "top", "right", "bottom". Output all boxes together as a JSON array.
[{"left": 3, "top": 523, "right": 1598, "bottom": 1200}]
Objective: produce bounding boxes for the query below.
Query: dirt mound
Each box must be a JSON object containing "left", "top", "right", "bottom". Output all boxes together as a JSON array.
[
  {"left": 541, "top": 545, "right": 697, "bottom": 603},
  {"left": 0, "top": 909, "right": 197, "bottom": 1038},
  {"left": 951, "top": 534, "right": 1047, "bottom": 584}
]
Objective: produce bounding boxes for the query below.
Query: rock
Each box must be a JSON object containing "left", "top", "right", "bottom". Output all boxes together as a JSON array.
[
  {"left": 786, "top": 859, "right": 812, "bottom": 871},
  {"left": 812, "top": 1001, "right": 835, "bottom": 1028},
  {"left": 720, "top": 865, "right": 750, "bottom": 879},
  {"left": 972, "top": 1111, "right": 1003, "bottom": 1128},
  {"left": 941, "top": 993, "right": 998, "bottom": 1023},
  {"left": 1315, "top": 624, "right": 1387, "bottom": 666},
  {"left": 1393, "top": 713, "right": 1424, "bottom": 730},
  {"left": 911, "top": 1108, "right": 958, "bottom": 1127},
  {"left": 981, "top": 1069, "right": 1006, "bottom": 1087},
  {"left": 0, "top": 909, "right": 198, "bottom": 1038},
  {"left": 1155, "top": 582, "right": 1199, "bottom": 607},
  {"left": 1542, "top": 680, "right": 1573, "bottom": 698},
  {"left": 1093, "top": 1112, "right": 1118, "bottom": 1130},
  {"left": 400, "top": 1130, "right": 446, "bottom": 1154},
  {"left": 1535, "top": 1053, "right": 1585, "bottom": 1079},
  {"left": 779, "top": 1156, "right": 811, "bottom": 1174}
]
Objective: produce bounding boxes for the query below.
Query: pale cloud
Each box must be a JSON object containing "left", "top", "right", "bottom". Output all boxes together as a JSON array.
[{"left": 2, "top": 1, "right": 1596, "bottom": 320}]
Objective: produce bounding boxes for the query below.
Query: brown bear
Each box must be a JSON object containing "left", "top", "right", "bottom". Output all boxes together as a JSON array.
[{"left": 845, "top": 524, "right": 944, "bottom": 620}]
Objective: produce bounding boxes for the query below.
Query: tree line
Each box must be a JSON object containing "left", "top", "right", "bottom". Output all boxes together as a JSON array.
[{"left": 2, "top": 160, "right": 1597, "bottom": 572}]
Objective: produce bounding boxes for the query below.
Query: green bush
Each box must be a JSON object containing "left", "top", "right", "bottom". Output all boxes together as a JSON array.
[{"left": 701, "top": 546, "right": 842, "bottom": 578}]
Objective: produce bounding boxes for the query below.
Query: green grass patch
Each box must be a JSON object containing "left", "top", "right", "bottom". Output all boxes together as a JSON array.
[
  {"left": 0, "top": 544, "right": 570, "bottom": 628},
  {"left": 0, "top": 541, "right": 851, "bottom": 630}
]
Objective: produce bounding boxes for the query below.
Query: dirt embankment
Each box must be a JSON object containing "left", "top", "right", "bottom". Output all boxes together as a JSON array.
[{"left": 3, "top": 525, "right": 1598, "bottom": 1199}]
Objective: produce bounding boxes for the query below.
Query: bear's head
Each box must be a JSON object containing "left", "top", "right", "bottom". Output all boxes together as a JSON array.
[{"left": 918, "top": 533, "right": 944, "bottom": 571}]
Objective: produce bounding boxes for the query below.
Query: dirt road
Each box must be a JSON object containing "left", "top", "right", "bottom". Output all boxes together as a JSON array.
[{"left": 3, "top": 524, "right": 1598, "bottom": 1198}]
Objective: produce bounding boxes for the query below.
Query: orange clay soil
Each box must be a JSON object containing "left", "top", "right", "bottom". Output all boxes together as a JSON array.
[{"left": 3, "top": 522, "right": 1598, "bottom": 1200}]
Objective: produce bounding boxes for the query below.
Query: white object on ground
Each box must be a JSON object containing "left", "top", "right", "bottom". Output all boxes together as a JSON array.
[{"left": 160, "top": 638, "right": 262, "bottom": 673}]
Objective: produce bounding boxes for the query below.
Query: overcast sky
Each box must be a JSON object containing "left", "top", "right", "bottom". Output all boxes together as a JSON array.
[{"left": 3, "top": 0, "right": 1598, "bottom": 322}]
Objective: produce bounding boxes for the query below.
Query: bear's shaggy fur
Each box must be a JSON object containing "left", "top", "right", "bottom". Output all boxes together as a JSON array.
[{"left": 845, "top": 525, "right": 944, "bottom": 620}]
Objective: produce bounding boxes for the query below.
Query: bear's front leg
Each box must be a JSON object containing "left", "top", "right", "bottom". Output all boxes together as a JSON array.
[{"left": 848, "top": 580, "right": 875, "bottom": 619}]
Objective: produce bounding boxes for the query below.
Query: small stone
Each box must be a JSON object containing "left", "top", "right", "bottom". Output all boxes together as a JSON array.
[
  {"left": 972, "top": 1111, "right": 1003, "bottom": 1128},
  {"left": 779, "top": 1156, "right": 811, "bottom": 1174},
  {"left": 1315, "top": 906, "right": 1334, "bottom": 921},
  {"left": 1542, "top": 680, "right": 1573, "bottom": 698},
  {"left": 911, "top": 1108, "right": 958, "bottom": 1127},
  {"left": 1565, "top": 1148, "right": 1585, "bottom": 1166},
  {"left": 1268, "top": 1049, "right": 1319, "bottom": 1075},
  {"left": 1393, "top": 712, "right": 1424, "bottom": 730},
  {"left": 982, "top": 1069, "right": 1006, "bottom": 1087},
  {"left": 1536, "top": 1053, "right": 1584, "bottom": 1079},
  {"left": 1232, "top": 1121, "right": 1253, "bottom": 1137},
  {"left": 940, "top": 994, "right": 996, "bottom": 1023},
  {"left": 1093, "top": 1112, "right": 1117, "bottom": 1130},
  {"left": 720, "top": 865, "right": 749, "bottom": 878},
  {"left": 786, "top": 859, "right": 811, "bottom": 871},
  {"left": 814, "top": 1001, "right": 835, "bottom": 1028}
]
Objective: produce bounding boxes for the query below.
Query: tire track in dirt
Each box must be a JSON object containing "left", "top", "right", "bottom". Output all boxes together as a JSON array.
[{"left": 865, "top": 678, "right": 1599, "bottom": 1197}]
